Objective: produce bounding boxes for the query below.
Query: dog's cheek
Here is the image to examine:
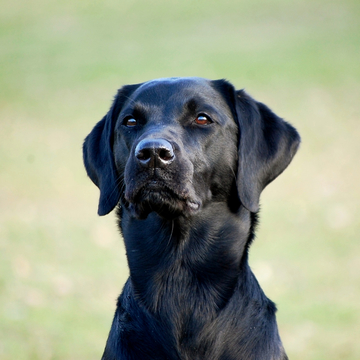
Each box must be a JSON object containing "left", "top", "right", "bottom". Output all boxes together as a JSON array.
[
  {"left": 113, "top": 139, "right": 130, "bottom": 181},
  {"left": 189, "top": 154, "right": 213, "bottom": 202},
  {"left": 208, "top": 132, "right": 238, "bottom": 199}
]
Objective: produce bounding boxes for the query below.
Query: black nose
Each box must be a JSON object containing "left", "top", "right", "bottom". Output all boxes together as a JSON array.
[{"left": 135, "top": 139, "right": 175, "bottom": 168}]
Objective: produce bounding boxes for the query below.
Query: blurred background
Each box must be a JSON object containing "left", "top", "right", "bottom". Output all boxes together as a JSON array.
[{"left": 1, "top": 0, "right": 359, "bottom": 359}]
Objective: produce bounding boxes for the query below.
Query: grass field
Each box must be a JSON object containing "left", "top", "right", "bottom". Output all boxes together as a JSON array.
[{"left": 1, "top": 0, "right": 360, "bottom": 359}]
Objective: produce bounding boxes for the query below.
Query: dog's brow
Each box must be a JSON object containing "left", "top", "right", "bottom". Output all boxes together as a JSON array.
[
  {"left": 121, "top": 101, "right": 152, "bottom": 118},
  {"left": 186, "top": 98, "right": 197, "bottom": 112},
  {"left": 185, "top": 97, "right": 217, "bottom": 114}
]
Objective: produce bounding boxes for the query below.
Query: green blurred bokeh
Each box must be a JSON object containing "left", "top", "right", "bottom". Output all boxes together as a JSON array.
[{"left": 1, "top": 0, "right": 359, "bottom": 359}]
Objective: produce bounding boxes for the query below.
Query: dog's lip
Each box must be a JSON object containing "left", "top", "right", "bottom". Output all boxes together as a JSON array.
[
  {"left": 125, "top": 180, "right": 201, "bottom": 213},
  {"left": 126, "top": 182, "right": 188, "bottom": 203},
  {"left": 147, "top": 180, "right": 161, "bottom": 188},
  {"left": 186, "top": 200, "right": 200, "bottom": 212}
]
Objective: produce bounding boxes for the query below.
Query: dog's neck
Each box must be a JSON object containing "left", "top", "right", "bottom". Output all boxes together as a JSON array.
[{"left": 118, "top": 203, "right": 255, "bottom": 315}]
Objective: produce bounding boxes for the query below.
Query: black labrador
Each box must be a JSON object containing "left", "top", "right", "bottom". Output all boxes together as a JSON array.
[{"left": 83, "top": 77, "right": 300, "bottom": 360}]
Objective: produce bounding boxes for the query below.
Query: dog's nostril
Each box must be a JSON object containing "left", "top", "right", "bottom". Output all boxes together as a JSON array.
[
  {"left": 159, "top": 148, "right": 174, "bottom": 161},
  {"left": 136, "top": 149, "right": 151, "bottom": 161}
]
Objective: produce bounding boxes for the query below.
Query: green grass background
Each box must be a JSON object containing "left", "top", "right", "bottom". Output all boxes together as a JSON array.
[{"left": 1, "top": 0, "right": 359, "bottom": 359}]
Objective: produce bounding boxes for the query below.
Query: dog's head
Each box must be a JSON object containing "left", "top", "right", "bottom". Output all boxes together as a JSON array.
[{"left": 83, "top": 77, "right": 300, "bottom": 219}]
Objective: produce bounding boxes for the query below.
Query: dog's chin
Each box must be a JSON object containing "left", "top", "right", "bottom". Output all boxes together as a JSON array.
[{"left": 127, "top": 188, "right": 201, "bottom": 220}]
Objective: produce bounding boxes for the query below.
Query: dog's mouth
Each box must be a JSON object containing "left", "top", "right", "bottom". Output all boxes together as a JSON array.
[{"left": 125, "top": 181, "right": 201, "bottom": 220}]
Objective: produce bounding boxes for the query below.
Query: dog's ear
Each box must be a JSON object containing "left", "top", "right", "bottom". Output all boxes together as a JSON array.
[
  {"left": 83, "top": 84, "right": 141, "bottom": 216},
  {"left": 234, "top": 89, "right": 300, "bottom": 212}
]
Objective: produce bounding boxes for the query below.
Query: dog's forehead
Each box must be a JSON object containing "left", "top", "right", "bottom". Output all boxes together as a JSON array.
[
  {"left": 138, "top": 77, "right": 211, "bottom": 92},
  {"left": 129, "top": 77, "right": 224, "bottom": 107}
]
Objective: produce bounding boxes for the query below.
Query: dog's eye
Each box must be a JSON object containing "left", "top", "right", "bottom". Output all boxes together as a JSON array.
[
  {"left": 195, "top": 114, "right": 212, "bottom": 126},
  {"left": 124, "top": 117, "right": 138, "bottom": 127}
]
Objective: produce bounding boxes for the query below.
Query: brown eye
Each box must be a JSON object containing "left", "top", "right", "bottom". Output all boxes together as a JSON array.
[
  {"left": 124, "top": 117, "right": 137, "bottom": 127},
  {"left": 195, "top": 114, "right": 212, "bottom": 126}
]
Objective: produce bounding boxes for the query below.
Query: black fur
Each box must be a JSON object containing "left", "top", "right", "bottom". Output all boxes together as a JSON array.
[{"left": 83, "top": 77, "right": 300, "bottom": 359}]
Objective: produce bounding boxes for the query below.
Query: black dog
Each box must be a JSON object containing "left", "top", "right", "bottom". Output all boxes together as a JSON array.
[{"left": 83, "top": 77, "right": 300, "bottom": 360}]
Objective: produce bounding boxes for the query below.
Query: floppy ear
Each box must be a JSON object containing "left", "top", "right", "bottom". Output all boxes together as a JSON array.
[
  {"left": 234, "top": 90, "right": 300, "bottom": 213},
  {"left": 83, "top": 84, "right": 141, "bottom": 216}
]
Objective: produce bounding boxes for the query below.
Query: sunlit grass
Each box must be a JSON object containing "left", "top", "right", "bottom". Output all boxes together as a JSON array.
[{"left": 1, "top": 0, "right": 359, "bottom": 359}]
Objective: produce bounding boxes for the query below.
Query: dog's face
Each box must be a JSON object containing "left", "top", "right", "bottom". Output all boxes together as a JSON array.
[
  {"left": 83, "top": 77, "right": 300, "bottom": 218},
  {"left": 113, "top": 78, "right": 238, "bottom": 219}
]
